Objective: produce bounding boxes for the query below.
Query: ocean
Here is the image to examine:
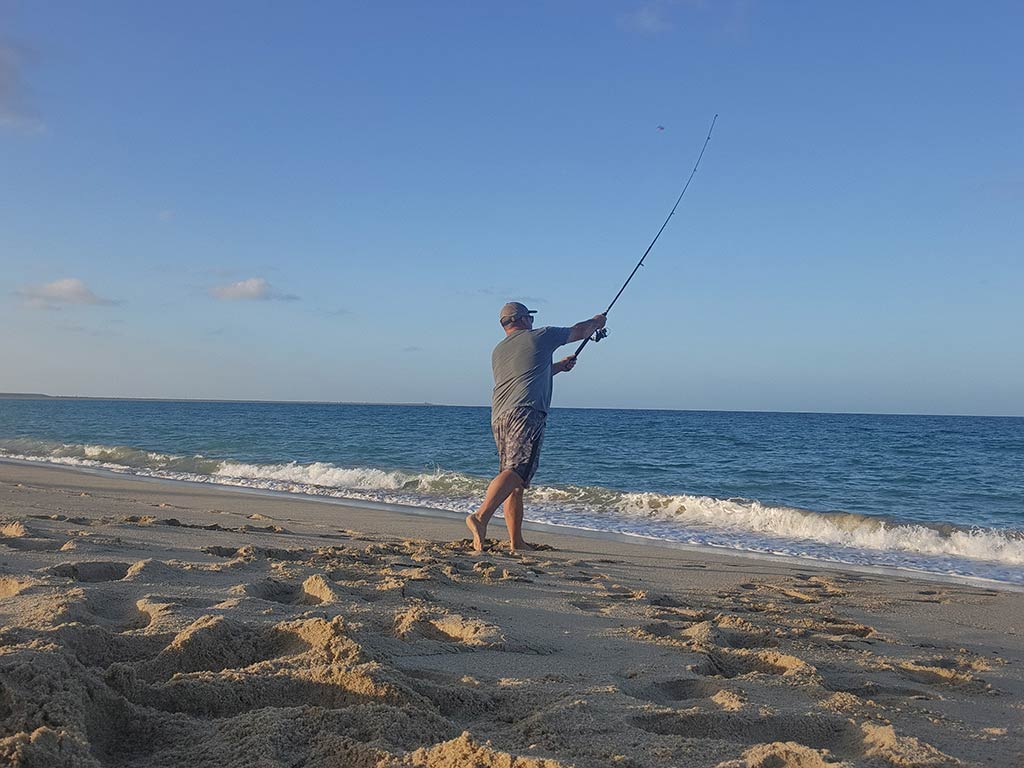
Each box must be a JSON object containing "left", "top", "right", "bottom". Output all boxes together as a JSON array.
[{"left": 1, "top": 399, "right": 1022, "bottom": 586}]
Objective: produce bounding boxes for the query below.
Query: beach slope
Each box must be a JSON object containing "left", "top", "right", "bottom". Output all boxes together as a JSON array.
[{"left": 1, "top": 463, "right": 1021, "bottom": 767}]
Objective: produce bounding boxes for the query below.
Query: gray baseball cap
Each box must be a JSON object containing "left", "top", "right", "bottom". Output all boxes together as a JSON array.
[{"left": 499, "top": 302, "right": 537, "bottom": 324}]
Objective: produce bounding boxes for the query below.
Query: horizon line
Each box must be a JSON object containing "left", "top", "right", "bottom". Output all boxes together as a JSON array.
[{"left": 1, "top": 393, "right": 1020, "bottom": 420}]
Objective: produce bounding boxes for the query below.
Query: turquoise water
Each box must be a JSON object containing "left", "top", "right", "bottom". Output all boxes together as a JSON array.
[{"left": 1, "top": 399, "right": 1022, "bottom": 585}]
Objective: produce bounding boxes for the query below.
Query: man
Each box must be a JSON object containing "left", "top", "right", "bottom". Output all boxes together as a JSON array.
[{"left": 466, "top": 301, "right": 607, "bottom": 553}]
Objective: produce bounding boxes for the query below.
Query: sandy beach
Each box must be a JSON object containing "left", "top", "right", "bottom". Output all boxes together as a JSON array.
[{"left": 1, "top": 461, "right": 1021, "bottom": 767}]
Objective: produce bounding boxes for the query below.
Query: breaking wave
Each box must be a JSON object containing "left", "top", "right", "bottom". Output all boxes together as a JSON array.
[{"left": 2, "top": 438, "right": 1022, "bottom": 584}]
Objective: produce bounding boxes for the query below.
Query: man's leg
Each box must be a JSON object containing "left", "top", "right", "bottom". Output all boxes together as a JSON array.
[
  {"left": 466, "top": 469, "right": 523, "bottom": 552},
  {"left": 503, "top": 487, "right": 532, "bottom": 553}
]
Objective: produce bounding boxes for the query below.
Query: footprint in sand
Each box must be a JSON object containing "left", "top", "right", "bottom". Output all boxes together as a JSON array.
[
  {"left": 819, "top": 671, "right": 936, "bottom": 701},
  {"left": 237, "top": 575, "right": 338, "bottom": 606},
  {"left": 633, "top": 710, "right": 856, "bottom": 749},
  {"left": 774, "top": 586, "right": 824, "bottom": 604},
  {"left": 647, "top": 592, "right": 687, "bottom": 607},
  {"left": 645, "top": 594, "right": 712, "bottom": 622},
  {"left": 735, "top": 578, "right": 840, "bottom": 605},
  {"left": 1, "top": 520, "right": 69, "bottom": 551},
  {"left": 788, "top": 616, "right": 876, "bottom": 641},
  {"left": 204, "top": 544, "right": 306, "bottom": 561},
  {"left": 568, "top": 597, "right": 611, "bottom": 615},
  {"left": 2, "top": 537, "right": 69, "bottom": 551},
  {"left": 392, "top": 605, "right": 506, "bottom": 650},
  {"left": 632, "top": 676, "right": 729, "bottom": 705},
  {"left": 563, "top": 570, "right": 609, "bottom": 584},
  {"left": 630, "top": 614, "right": 782, "bottom": 655},
  {"left": 27, "top": 514, "right": 93, "bottom": 525},
  {"left": 50, "top": 561, "right": 132, "bottom": 582},
  {"left": 203, "top": 545, "right": 243, "bottom": 558},
  {"left": 634, "top": 711, "right": 956, "bottom": 768},
  {"left": 56, "top": 590, "right": 154, "bottom": 631},
  {"left": 566, "top": 584, "right": 643, "bottom": 616},
  {"left": 594, "top": 583, "right": 642, "bottom": 600},
  {"left": 895, "top": 657, "right": 993, "bottom": 694},
  {"left": 691, "top": 647, "right": 816, "bottom": 680},
  {"left": 49, "top": 621, "right": 171, "bottom": 670},
  {"left": 121, "top": 559, "right": 184, "bottom": 583},
  {"left": 398, "top": 668, "right": 495, "bottom": 719},
  {"left": 683, "top": 618, "right": 779, "bottom": 650},
  {"left": 795, "top": 574, "right": 848, "bottom": 596},
  {"left": 624, "top": 621, "right": 690, "bottom": 645},
  {"left": 136, "top": 614, "right": 312, "bottom": 682},
  {"left": 908, "top": 589, "right": 950, "bottom": 604}
]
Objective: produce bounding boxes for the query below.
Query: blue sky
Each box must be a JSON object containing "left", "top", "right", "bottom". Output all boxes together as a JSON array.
[{"left": 1, "top": 2, "right": 1021, "bottom": 415}]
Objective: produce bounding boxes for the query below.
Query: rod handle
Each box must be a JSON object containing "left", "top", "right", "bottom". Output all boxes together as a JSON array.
[{"left": 572, "top": 327, "right": 607, "bottom": 359}]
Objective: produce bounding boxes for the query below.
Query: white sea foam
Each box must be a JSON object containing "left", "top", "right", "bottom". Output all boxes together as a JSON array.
[
  {"left": 215, "top": 461, "right": 410, "bottom": 490},
  {"left": 2, "top": 439, "right": 1022, "bottom": 582},
  {"left": 596, "top": 490, "right": 1024, "bottom": 564}
]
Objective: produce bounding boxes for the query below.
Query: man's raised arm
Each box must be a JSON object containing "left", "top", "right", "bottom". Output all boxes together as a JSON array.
[{"left": 566, "top": 313, "right": 607, "bottom": 344}]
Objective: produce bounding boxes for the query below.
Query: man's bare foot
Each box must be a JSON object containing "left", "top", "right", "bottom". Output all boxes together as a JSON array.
[
  {"left": 466, "top": 514, "right": 486, "bottom": 552},
  {"left": 509, "top": 540, "right": 535, "bottom": 554}
]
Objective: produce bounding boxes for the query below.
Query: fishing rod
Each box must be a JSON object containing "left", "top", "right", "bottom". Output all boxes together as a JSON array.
[{"left": 573, "top": 113, "right": 718, "bottom": 359}]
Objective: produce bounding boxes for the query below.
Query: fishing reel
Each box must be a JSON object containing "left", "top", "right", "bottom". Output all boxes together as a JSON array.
[{"left": 590, "top": 328, "right": 609, "bottom": 343}]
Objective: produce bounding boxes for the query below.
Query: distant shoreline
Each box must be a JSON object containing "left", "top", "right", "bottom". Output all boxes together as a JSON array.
[
  {"left": 0, "top": 393, "right": 440, "bottom": 407},
  {"left": 1, "top": 393, "right": 1020, "bottom": 418}
]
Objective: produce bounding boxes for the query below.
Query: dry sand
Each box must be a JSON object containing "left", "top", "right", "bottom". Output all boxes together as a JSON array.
[{"left": 1, "top": 462, "right": 1021, "bottom": 767}]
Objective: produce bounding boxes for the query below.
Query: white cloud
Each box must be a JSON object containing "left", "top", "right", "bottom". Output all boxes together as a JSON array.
[
  {"left": 17, "top": 278, "right": 117, "bottom": 309},
  {"left": 157, "top": 209, "right": 176, "bottom": 222},
  {"left": 209, "top": 277, "right": 298, "bottom": 302}
]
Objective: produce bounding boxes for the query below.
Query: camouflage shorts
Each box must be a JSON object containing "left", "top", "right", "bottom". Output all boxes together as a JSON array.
[{"left": 492, "top": 406, "right": 547, "bottom": 486}]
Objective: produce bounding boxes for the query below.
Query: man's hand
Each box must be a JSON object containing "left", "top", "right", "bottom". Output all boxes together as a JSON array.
[
  {"left": 567, "top": 312, "right": 609, "bottom": 343},
  {"left": 553, "top": 355, "right": 578, "bottom": 375}
]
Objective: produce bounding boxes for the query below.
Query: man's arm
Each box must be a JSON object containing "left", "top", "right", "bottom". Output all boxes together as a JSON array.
[
  {"left": 552, "top": 356, "right": 577, "bottom": 375},
  {"left": 566, "top": 313, "right": 607, "bottom": 344}
]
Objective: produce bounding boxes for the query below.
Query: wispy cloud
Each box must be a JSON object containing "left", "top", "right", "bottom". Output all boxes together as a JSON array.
[
  {"left": 209, "top": 277, "right": 298, "bottom": 302},
  {"left": 57, "top": 322, "right": 121, "bottom": 338},
  {"left": 619, "top": 1, "right": 751, "bottom": 41},
  {"left": 201, "top": 266, "right": 241, "bottom": 278},
  {"left": 516, "top": 295, "right": 547, "bottom": 307},
  {"left": 16, "top": 278, "right": 117, "bottom": 310},
  {"left": 0, "top": 40, "right": 45, "bottom": 133},
  {"left": 722, "top": 0, "right": 753, "bottom": 42},
  {"left": 458, "top": 287, "right": 547, "bottom": 307},
  {"left": 619, "top": 3, "right": 674, "bottom": 35},
  {"left": 157, "top": 209, "right": 176, "bottom": 222}
]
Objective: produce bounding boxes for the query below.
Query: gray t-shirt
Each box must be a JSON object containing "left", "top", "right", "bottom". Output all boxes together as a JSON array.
[{"left": 491, "top": 326, "right": 572, "bottom": 421}]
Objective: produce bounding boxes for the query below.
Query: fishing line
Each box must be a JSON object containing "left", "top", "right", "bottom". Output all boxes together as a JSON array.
[{"left": 573, "top": 113, "right": 718, "bottom": 359}]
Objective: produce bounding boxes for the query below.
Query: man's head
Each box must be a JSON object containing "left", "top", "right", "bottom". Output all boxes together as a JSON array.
[{"left": 499, "top": 302, "right": 536, "bottom": 331}]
